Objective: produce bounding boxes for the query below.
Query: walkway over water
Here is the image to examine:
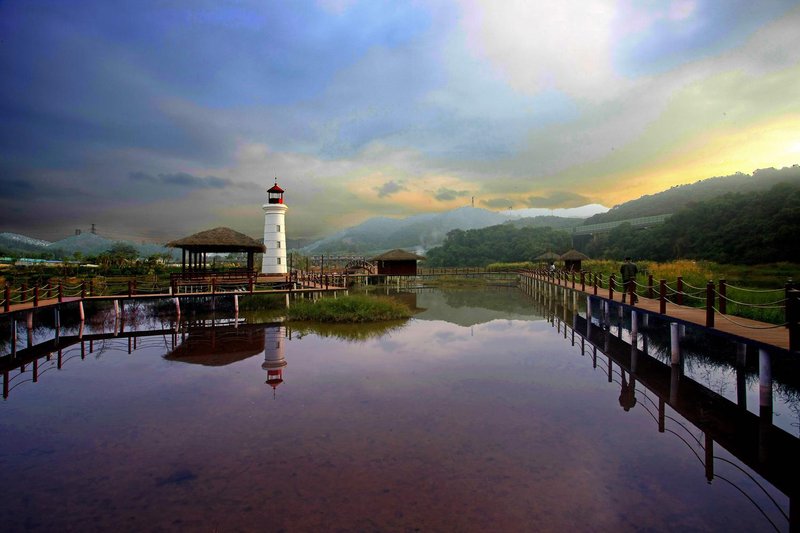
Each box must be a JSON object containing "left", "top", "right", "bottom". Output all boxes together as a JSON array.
[
  {"left": 520, "top": 270, "right": 797, "bottom": 352},
  {"left": 0, "top": 274, "right": 348, "bottom": 316}
]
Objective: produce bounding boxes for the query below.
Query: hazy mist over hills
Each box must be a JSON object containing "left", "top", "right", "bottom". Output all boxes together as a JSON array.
[
  {"left": 0, "top": 232, "right": 177, "bottom": 260},
  {"left": 3, "top": 166, "right": 799, "bottom": 259},
  {"left": 300, "top": 204, "right": 607, "bottom": 255},
  {"left": 584, "top": 165, "right": 800, "bottom": 224}
]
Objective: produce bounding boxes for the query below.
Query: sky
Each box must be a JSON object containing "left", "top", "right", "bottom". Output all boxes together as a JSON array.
[{"left": 1, "top": 0, "right": 799, "bottom": 244}]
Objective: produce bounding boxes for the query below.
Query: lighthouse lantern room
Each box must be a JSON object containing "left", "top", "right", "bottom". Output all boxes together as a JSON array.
[{"left": 262, "top": 180, "right": 288, "bottom": 275}]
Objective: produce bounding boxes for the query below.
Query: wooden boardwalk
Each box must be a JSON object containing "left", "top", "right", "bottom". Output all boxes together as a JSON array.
[
  {"left": 1, "top": 284, "right": 347, "bottom": 316},
  {"left": 520, "top": 272, "right": 792, "bottom": 352}
]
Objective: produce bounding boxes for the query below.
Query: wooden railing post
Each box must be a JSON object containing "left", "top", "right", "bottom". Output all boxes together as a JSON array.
[
  {"left": 706, "top": 281, "right": 715, "bottom": 327},
  {"left": 34, "top": 286, "right": 39, "bottom": 307},
  {"left": 58, "top": 283, "right": 63, "bottom": 303},
  {"left": 580, "top": 271, "right": 585, "bottom": 292},
  {"left": 676, "top": 277, "right": 683, "bottom": 306},
  {"left": 609, "top": 274, "right": 615, "bottom": 300},
  {"left": 593, "top": 274, "right": 598, "bottom": 296},
  {"left": 211, "top": 278, "right": 216, "bottom": 294},
  {"left": 648, "top": 274, "right": 654, "bottom": 299},
  {"left": 21, "top": 283, "right": 28, "bottom": 304},
  {"left": 787, "top": 287, "right": 799, "bottom": 352},
  {"left": 718, "top": 279, "right": 726, "bottom": 315},
  {"left": 659, "top": 279, "right": 666, "bottom": 314},
  {"left": 571, "top": 272, "right": 575, "bottom": 289},
  {"left": 4, "top": 285, "right": 10, "bottom": 313},
  {"left": 128, "top": 280, "right": 133, "bottom": 298}
]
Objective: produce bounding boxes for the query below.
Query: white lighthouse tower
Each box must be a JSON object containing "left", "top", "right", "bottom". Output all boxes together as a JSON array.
[{"left": 262, "top": 180, "right": 288, "bottom": 275}]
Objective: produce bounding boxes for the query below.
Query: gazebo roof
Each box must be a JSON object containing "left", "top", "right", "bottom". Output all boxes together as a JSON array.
[
  {"left": 535, "top": 251, "right": 561, "bottom": 261},
  {"left": 166, "top": 227, "right": 266, "bottom": 253},
  {"left": 560, "top": 249, "right": 589, "bottom": 261},
  {"left": 370, "top": 249, "right": 426, "bottom": 261},
  {"left": 164, "top": 325, "right": 265, "bottom": 366}
]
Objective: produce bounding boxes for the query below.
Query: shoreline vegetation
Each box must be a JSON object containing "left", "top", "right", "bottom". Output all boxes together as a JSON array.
[{"left": 286, "top": 294, "right": 412, "bottom": 323}]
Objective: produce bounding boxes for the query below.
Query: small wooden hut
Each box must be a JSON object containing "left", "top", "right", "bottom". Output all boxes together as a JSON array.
[
  {"left": 166, "top": 227, "right": 266, "bottom": 278},
  {"left": 560, "top": 249, "right": 589, "bottom": 271},
  {"left": 370, "top": 249, "right": 425, "bottom": 276}
]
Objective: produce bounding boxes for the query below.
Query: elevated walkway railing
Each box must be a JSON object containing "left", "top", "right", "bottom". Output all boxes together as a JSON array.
[{"left": 518, "top": 268, "right": 799, "bottom": 352}]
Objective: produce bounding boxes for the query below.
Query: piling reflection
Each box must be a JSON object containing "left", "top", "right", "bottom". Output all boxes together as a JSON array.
[{"left": 521, "top": 278, "right": 799, "bottom": 532}]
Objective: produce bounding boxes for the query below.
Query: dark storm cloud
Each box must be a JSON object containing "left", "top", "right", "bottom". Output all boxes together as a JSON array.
[
  {"left": 526, "top": 191, "right": 592, "bottom": 208},
  {"left": 129, "top": 171, "right": 232, "bottom": 189},
  {"left": 434, "top": 187, "right": 471, "bottom": 201},
  {"left": 1, "top": 178, "right": 36, "bottom": 199},
  {"left": 375, "top": 180, "right": 407, "bottom": 198},
  {"left": 482, "top": 198, "right": 514, "bottom": 209}
]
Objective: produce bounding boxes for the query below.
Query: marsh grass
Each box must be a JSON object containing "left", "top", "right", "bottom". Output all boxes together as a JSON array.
[
  {"left": 491, "top": 258, "right": 796, "bottom": 324},
  {"left": 287, "top": 294, "right": 411, "bottom": 323},
  {"left": 584, "top": 260, "right": 795, "bottom": 324},
  {"left": 238, "top": 293, "right": 286, "bottom": 311},
  {"left": 291, "top": 320, "right": 407, "bottom": 341}
]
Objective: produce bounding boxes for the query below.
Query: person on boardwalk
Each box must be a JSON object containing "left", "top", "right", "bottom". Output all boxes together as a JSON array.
[{"left": 620, "top": 257, "right": 638, "bottom": 304}]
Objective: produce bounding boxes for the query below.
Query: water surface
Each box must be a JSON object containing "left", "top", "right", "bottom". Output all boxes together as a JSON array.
[{"left": 0, "top": 287, "right": 795, "bottom": 531}]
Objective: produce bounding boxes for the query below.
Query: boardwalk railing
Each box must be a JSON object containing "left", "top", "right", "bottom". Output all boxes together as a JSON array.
[
  {"left": 519, "top": 268, "right": 799, "bottom": 351},
  {"left": 2, "top": 271, "right": 350, "bottom": 313}
]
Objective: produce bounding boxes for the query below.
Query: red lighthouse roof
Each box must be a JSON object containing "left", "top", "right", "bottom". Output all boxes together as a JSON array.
[{"left": 267, "top": 181, "right": 284, "bottom": 193}]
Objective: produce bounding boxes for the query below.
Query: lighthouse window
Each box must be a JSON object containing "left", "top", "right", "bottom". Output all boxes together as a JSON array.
[
  {"left": 277, "top": 257, "right": 281, "bottom": 265},
  {"left": 277, "top": 241, "right": 281, "bottom": 248},
  {"left": 276, "top": 225, "right": 280, "bottom": 232}
]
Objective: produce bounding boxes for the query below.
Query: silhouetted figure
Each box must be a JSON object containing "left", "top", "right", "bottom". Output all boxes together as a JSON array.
[
  {"left": 619, "top": 371, "right": 637, "bottom": 411},
  {"left": 620, "top": 257, "right": 638, "bottom": 304}
]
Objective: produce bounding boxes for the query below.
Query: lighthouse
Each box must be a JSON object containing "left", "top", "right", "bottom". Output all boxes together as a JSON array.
[{"left": 262, "top": 180, "right": 288, "bottom": 275}]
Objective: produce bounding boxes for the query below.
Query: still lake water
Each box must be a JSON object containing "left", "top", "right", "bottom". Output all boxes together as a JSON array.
[{"left": 1, "top": 287, "right": 797, "bottom": 531}]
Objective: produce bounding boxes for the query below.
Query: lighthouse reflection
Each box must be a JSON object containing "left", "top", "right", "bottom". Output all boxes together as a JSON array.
[
  {"left": 165, "top": 321, "right": 288, "bottom": 397},
  {"left": 263, "top": 324, "right": 287, "bottom": 398}
]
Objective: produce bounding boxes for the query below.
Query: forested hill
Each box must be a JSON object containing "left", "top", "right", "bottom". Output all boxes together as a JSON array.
[
  {"left": 424, "top": 182, "right": 800, "bottom": 266},
  {"left": 590, "top": 182, "right": 800, "bottom": 264},
  {"left": 583, "top": 165, "right": 800, "bottom": 225},
  {"left": 425, "top": 225, "right": 571, "bottom": 267}
]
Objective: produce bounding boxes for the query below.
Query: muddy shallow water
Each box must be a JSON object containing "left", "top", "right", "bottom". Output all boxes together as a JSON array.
[{"left": 0, "top": 287, "right": 795, "bottom": 531}]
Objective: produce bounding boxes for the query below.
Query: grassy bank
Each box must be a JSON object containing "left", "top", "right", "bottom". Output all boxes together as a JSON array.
[{"left": 287, "top": 295, "right": 412, "bottom": 323}]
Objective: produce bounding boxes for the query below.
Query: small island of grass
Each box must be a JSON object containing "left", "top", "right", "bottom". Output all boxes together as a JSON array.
[{"left": 287, "top": 294, "right": 411, "bottom": 323}]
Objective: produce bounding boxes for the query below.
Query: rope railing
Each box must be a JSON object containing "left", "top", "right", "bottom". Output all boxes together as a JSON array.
[
  {"left": 711, "top": 308, "right": 788, "bottom": 329},
  {"left": 718, "top": 294, "right": 787, "bottom": 308},
  {"left": 724, "top": 284, "right": 786, "bottom": 294}
]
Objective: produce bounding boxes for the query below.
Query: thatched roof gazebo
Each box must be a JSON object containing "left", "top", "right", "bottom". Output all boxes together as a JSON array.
[
  {"left": 535, "top": 251, "right": 561, "bottom": 264},
  {"left": 164, "top": 324, "right": 265, "bottom": 366},
  {"left": 167, "top": 227, "right": 266, "bottom": 276},
  {"left": 370, "top": 249, "right": 425, "bottom": 276},
  {"left": 560, "top": 249, "right": 589, "bottom": 271}
]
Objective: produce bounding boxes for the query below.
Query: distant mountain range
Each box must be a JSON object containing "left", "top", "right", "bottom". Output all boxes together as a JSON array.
[
  {"left": 299, "top": 205, "right": 603, "bottom": 256},
  {"left": 0, "top": 232, "right": 178, "bottom": 260},
  {"left": 5, "top": 165, "right": 797, "bottom": 259}
]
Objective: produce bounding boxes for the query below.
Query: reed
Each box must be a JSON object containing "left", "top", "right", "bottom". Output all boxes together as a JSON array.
[{"left": 287, "top": 295, "right": 411, "bottom": 323}]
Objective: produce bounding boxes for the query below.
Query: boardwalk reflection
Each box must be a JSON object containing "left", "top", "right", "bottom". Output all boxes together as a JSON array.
[
  {"left": 1, "top": 318, "right": 291, "bottom": 399},
  {"left": 530, "top": 284, "right": 799, "bottom": 531}
]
